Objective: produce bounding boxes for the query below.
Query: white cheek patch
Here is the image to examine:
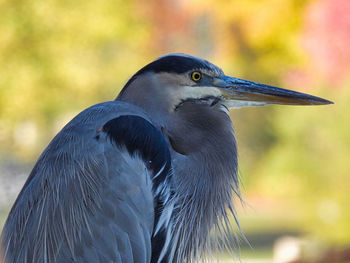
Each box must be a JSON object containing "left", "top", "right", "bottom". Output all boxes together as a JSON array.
[{"left": 171, "top": 86, "right": 222, "bottom": 110}]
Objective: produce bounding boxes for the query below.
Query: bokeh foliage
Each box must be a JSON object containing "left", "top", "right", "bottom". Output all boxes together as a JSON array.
[
  {"left": 0, "top": 0, "right": 349, "bottom": 249},
  {"left": 0, "top": 0, "right": 152, "bottom": 157}
]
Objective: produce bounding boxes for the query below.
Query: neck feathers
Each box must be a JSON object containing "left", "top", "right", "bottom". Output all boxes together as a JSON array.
[{"left": 157, "top": 102, "right": 242, "bottom": 262}]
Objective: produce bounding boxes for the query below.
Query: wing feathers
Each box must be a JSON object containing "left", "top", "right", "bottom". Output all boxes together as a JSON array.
[{"left": 1, "top": 102, "right": 172, "bottom": 263}]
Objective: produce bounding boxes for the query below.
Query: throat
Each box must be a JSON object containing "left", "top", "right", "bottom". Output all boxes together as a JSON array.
[{"left": 157, "top": 102, "right": 241, "bottom": 262}]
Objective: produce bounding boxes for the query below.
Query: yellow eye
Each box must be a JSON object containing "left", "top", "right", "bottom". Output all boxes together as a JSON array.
[{"left": 191, "top": 71, "right": 202, "bottom": 82}]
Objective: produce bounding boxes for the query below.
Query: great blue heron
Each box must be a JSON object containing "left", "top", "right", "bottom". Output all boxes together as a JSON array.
[{"left": 0, "top": 53, "right": 332, "bottom": 263}]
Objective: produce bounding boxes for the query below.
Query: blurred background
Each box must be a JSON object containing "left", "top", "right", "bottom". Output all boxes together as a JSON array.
[{"left": 0, "top": 0, "right": 349, "bottom": 262}]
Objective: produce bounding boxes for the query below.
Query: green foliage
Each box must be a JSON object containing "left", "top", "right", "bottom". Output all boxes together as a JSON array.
[
  {"left": 252, "top": 85, "right": 350, "bottom": 243},
  {"left": 234, "top": 85, "right": 349, "bottom": 244},
  {"left": 0, "top": 0, "right": 150, "bottom": 158}
]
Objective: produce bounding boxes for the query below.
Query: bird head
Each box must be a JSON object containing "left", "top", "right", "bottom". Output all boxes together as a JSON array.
[{"left": 118, "top": 53, "right": 333, "bottom": 115}]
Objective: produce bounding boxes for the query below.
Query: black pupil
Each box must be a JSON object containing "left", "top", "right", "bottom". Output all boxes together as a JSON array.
[{"left": 194, "top": 73, "right": 200, "bottom": 80}]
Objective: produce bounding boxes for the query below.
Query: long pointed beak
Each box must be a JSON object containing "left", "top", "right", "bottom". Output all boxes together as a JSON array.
[{"left": 214, "top": 76, "right": 333, "bottom": 108}]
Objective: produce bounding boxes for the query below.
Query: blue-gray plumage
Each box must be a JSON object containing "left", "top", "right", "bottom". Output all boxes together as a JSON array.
[
  {"left": 0, "top": 53, "right": 332, "bottom": 263},
  {"left": 1, "top": 102, "right": 171, "bottom": 263}
]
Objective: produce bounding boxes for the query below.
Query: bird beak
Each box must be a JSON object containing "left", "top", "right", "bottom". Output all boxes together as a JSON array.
[{"left": 214, "top": 76, "right": 333, "bottom": 108}]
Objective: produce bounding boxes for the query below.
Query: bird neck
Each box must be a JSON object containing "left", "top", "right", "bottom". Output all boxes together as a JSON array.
[{"left": 161, "top": 102, "right": 241, "bottom": 262}]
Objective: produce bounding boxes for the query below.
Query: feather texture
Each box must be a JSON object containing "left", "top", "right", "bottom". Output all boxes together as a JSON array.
[{"left": 1, "top": 101, "right": 172, "bottom": 263}]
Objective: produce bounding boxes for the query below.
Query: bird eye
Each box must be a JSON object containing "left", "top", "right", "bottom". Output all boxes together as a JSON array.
[{"left": 191, "top": 71, "right": 202, "bottom": 82}]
